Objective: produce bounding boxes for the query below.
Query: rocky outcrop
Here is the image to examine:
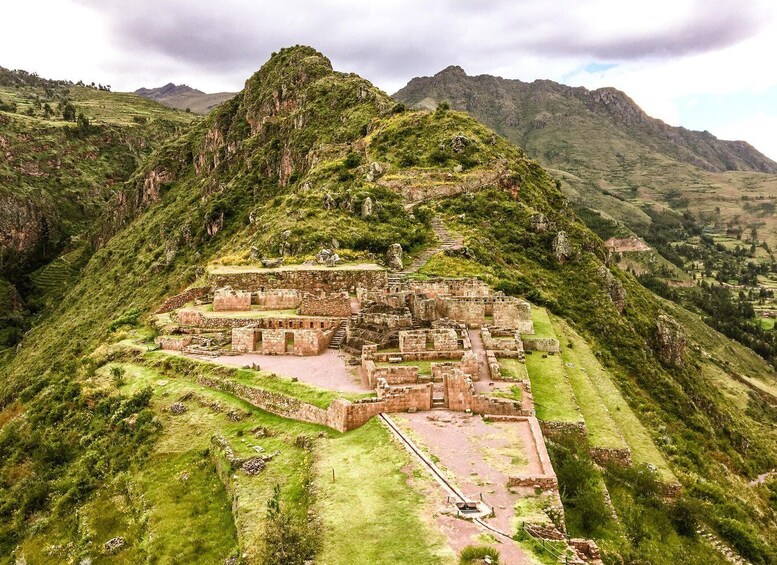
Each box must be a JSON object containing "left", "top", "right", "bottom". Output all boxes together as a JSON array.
[
  {"left": 552, "top": 231, "right": 571, "bottom": 262},
  {"left": 598, "top": 266, "right": 626, "bottom": 313},
  {"left": 655, "top": 314, "right": 686, "bottom": 366}
]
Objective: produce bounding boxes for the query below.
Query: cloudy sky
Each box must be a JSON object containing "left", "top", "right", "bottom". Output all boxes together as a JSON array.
[{"left": 3, "top": 0, "right": 776, "bottom": 159}]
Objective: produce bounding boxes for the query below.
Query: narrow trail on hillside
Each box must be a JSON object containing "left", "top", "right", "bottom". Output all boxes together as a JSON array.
[{"left": 401, "top": 216, "right": 464, "bottom": 275}]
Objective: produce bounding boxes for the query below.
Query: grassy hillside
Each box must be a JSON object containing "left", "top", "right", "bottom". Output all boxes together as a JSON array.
[
  {"left": 0, "top": 47, "right": 775, "bottom": 564},
  {"left": 0, "top": 72, "right": 195, "bottom": 345},
  {"left": 394, "top": 67, "right": 777, "bottom": 250}
]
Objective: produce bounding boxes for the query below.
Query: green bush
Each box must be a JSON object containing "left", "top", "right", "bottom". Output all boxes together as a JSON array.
[{"left": 459, "top": 545, "right": 499, "bottom": 564}]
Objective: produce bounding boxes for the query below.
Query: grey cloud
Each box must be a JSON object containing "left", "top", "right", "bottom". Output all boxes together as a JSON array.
[{"left": 74, "top": 0, "right": 769, "bottom": 91}]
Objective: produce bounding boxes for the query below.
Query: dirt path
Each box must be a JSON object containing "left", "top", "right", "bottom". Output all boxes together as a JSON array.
[{"left": 208, "top": 350, "right": 370, "bottom": 393}]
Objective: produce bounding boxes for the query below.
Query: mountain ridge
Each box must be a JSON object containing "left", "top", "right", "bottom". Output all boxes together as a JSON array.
[
  {"left": 134, "top": 82, "right": 235, "bottom": 114},
  {"left": 396, "top": 65, "right": 777, "bottom": 174}
]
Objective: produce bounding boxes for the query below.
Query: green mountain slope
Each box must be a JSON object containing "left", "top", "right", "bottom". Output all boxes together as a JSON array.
[
  {"left": 0, "top": 47, "right": 775, "bottom": 564},
  {"left": 0, "top": 68, "right": 195, "bottom": 344},
  {"left": 393, "top": 66, "right": 777, "bottom": 248}
]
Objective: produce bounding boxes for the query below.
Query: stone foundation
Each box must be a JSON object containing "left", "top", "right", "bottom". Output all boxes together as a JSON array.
[
  {"left": 522, "top": 337, "right": 561, "bottom": 353},
  {"left": 213, "top": 287, "right": 252, "bottom": 311}
]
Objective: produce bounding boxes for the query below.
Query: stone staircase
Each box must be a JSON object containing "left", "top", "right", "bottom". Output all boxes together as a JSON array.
[
  {"left": 328, "top": 320, "right": 347, "bottom": 349},
  {"left": 400, "top": 216, "right": 464, "bottom": 275},
  {"left": 697, "top": 527, "right": 751, "bottom": 565}
]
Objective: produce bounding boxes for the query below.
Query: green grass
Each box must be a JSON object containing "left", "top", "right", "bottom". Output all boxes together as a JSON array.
[
  {"left": 760, "top": 317, "right": 775, "bottom": 330},
  {"left": 498, "top": 358, "right": 528, "bottom": 381},
  {"left": 489, "top": 385, "right": 523, "bottom": 403},
  {"left": 552, "top": 319, "right": 627, "bottom": 450},
  {"left": 95, "top": 361, "right": 332, "bottom": 561},
  {"left": 136, "top": 450, "right": 239, "bottom": 563},
  {"left": 528, "top": 307, "right": 555, "bottom": 339},
  {"left": 524, "top": 353, "right": 582, "bottom": 423},
  {"left": 314, "top": 419, "right": 455, "bottom": 564},
  {"left": 417, "top": 253, "right": 496, "bottom": 280},
  {"left": 549, "top": 328, "right": 676, "bottom": 482}
]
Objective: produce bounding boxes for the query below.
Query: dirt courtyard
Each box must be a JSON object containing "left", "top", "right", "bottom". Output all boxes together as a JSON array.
[
  {"left": 207, "top": 350, "right": 370, "bottom": 393},
  {"left": 393, "top": 411, "right": 544, "bottom": 534}
]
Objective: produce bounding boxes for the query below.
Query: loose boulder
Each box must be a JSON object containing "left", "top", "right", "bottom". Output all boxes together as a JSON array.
[
  {"left": 386, "top": 243, "right": 403, "bottom": 270},
  {"left": 361, "top": 196, "right": 373, "bottom": 217}
]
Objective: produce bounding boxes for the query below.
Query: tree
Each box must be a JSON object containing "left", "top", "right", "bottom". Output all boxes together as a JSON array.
[{"left": 61, "top": 102, "right": 76, "bottom": 121}]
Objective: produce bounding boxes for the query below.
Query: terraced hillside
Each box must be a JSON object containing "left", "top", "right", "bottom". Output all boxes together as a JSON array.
[
  {"left": 0, "top": 69, "right": 195, "bottom": 346},
  {"left": 0, "top": 47, "right": 775, "bottom": 564}
]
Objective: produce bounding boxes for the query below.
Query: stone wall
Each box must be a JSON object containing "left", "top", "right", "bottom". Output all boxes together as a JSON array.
[
  {"left": 482, "top": 327, "right": 524, "bottom": 354},
  {"left": 590, "top": 447, "right": 633, "bottom": 466},
  {"left": 155, "top": 335, "right": 193, "bottom": 351},
  {"left": 231, "top": 327, "right": 333, "bottom": 355},
  {"left": 441, "top": 298, "right": 486, "bottom": 328},
  {"left": 156, "top": 286, "right": 211, "bottom": 313},
  {"left": 255, "top": 289, "right": 301, "bottom": 309},
  {"left": 399, "top": 330, "right": 427, "bottom": 353},
  {"left": 174, "top": 310, "right": 339, "bottom": 331},
  {"left": 523, "top": 338, "right": 561, "bottom": 353},
  {"left": 359, "top": 310, "right": 413, "bottom": 329},
  {"left": 493, "top": 300, "right": 533, "bottom": 332},
  {"left": 370, "top": 351, "right": 465, "bottom": 363},
  {"left": 407, "top": 278, "right": 492, "bottom": 298},
  {"left": 213, "top": 287, "right": 252, "bottom": 311},
  {"left": 231, "top": 327, "right": 256, "bottom": 353},
  {"left": 460, "top": 350, "right": 479, "bottom": 378},
  {"left": 209, "top": 267, "right": 387, "bottom": 294},
  {"left": 299, "top": 292, "right": 351, "bottom": 317},
  {"left": 376, "top": 380, "right": 433, "bottom": 411}
]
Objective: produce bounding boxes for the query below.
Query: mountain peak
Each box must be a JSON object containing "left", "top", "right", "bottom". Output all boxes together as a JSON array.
[{"left": 436, "top": 65, "right": 467, "bottom": 78}]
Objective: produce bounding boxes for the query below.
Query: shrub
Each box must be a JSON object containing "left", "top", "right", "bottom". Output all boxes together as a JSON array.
[
  {"left": 108, "top": 308, "right": 141, "bottom": 331},
  {"left": 110, "top": 366, "right": 126, "bottom": 387},
  {"left": 459, "top": 545, "right": 500, "bottom": 564},
  {"left": 258, "top": 484, "right": 319, "bottom": 565}
]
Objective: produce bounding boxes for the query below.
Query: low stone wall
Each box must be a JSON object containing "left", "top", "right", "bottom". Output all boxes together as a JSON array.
[
  {"left": 364, "top": 361, "right": 419, "bottom": 388},
  {"left": 156, "top": 286, "right": 211, "bottom": 313},
  {"left": 209, "top": 267, "right": 388, "bottom": 293},
  {"left": 398, "top": 328, "right": 460, "bottom": 353},
  {"left": 485, "top": 350, "right": 502, "bottom": 380},
  {"left": 523, "top": 338, "right": 561, "bottom": 353},
  {"left": 507, "top": 475, "right": 558, "bottom": 490},
  {"left": 155, "top": 335, "right": 193, "bottom": 351},
  {"left": 213, "top": 287, "right": 252, "bottom": 311},
  {"left": 539, "top": 420, "right": 587, "bottom": 438},
  {"left": 406, "top": 278, "right": 492, "bottom": 298},
  {"left": 470, "top": 395, "right": 529, "bottom": 417},
  {"left": 299, "top": 293, "right": 351, "bottom": 317},
  {"left": 371, "top": 351, "right": 465, "bottom": 363},
  {"left": 590, "top": 446, "right": 633, "bottom": 466}
]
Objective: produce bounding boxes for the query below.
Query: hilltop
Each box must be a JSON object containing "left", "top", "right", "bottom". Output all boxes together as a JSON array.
[
  {"left": 134, "top": 82, "right": 235, "bottom": 114},
  {"left": 0, "top": 47, "right": 775, "bottom": 564}
]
